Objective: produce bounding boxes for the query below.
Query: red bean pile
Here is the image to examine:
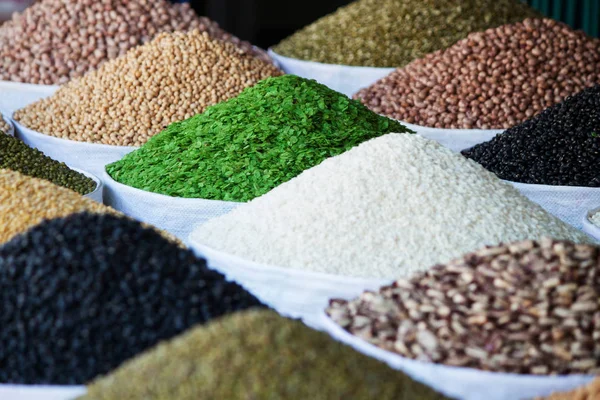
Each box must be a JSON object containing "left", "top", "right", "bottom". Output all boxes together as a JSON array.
[{"left": 354, "top": 19, "right": 600, "bottom": 129}]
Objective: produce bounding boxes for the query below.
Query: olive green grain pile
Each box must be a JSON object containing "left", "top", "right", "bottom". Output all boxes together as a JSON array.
[
  {"left": 273, "top": 0, "right": 539, "bottom": 67},
  {"left": 82, "top": 310, "right": 448, "bottom": 400},
  {"left": 14, "top": 30, "right": 282, "bottom": 147},
  {"left": 0, "top": 169, "right": 113, "bottom": 244},
  {"left": 0, "top": 135, "right": 95, "bottom": 195}
]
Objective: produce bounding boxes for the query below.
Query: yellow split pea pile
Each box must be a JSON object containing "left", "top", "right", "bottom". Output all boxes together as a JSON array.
[{"left": 14, "top": 30, "right": 282, "bottom": 147}]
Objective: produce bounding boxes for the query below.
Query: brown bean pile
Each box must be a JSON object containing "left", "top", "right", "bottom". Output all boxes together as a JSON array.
[
  {"left": 0, "top": 169, "right": 114, "bottom": 244},
  {"left": 541, "top": 378, "right": 600, "bottom": 400},
  {"left": 13, "top": 30, "right": 282, "bottom": 146},
  {"left": 328, "top": 238, "right": 600, "bottom": 375},
  {"left": 355, "top": 19, "right": 600, "bottom": 129},
  {"left": 0, "top": 0, "right": 269, "bottom": 85}
]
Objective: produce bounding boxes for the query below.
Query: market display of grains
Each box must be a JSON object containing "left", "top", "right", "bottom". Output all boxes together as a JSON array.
[
  {"left": 81, "top": 310, "right": 448, "bottom": 400},
  {"left": 355, "top": 19, "right": 600, "bottom": 129},
  {"left": 13, "top": 30, "right": 282, "bottom": 147},
  {"left": 191, "top": 134, "right": 590, "bottom": 279},
  {"left": 107, "top": 75, "right": 407, "bottom": 201},
  {"left": 327, "top": 238, "right": 600, "bottom": 375},
  {"left": 0, "top": 134, "right": 96, "bottom": 194},
  {"left": 463, "top": 85, "right": 600, "bottom": 187},
  {"left": 273, "top": 0, "right": 538, "bottom": 67},
  {"left": 541, "top": 377, "right": 600, "bottom": 399},
  {"left": 0, "top": 169, "right": 112, "bottom": 244},
  {"left": 0, "top": 212, "right": 264, "bottom": 384},
  {"left": 0, "top": 0, "right": 270, "bottom": 84}
]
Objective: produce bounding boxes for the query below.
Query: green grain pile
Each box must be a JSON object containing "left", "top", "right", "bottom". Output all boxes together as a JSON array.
[
  {"left": 273, "top": 0, "right": 539, "bottom": 67},
  {"left": 107, "top": 75, "right": 408, "bottom": 202},
  {"left": 82, "top": 309, "right": 448, "bottom": 400},
  {"left": 0, "top": 135, "right": 96, "bottom": 195}
]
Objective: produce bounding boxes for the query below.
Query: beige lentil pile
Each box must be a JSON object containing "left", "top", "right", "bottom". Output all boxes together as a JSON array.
[
  {"left": 0, "top": 169, "right": 112, "bottom": 244},
  {"left": 82, "top": 309, "right": 448, "bottom": 400},
  {"left": 541, "top": 378, "right": 600, "bottom": 399},
  {"left": 0, "top": 0, "right": 269, "bottom": 85},
  {"left": 13, "top": 30, "right": 282, "bottom": 146},
  {"left": 591, "top": 211, "right": 600, "bottom": 229},
  {"left": 355, "top": 19, "right": 600, "bottom": 129},
  {"left": 328, "top": 238, "right": 600, "bottom": 375},
  {"left": 0, "top": 116, "right": 9, "bottom": 134},
  {"left": 273, "top": 0, "right": 538, "bottom": 67}
]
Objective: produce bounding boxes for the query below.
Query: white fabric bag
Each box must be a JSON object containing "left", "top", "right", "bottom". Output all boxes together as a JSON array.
[
  {"left": 0, "top": 385, "right": 85, "bottom": 400},
  {"left": 102, "top": 171, "right": 239, "bottom": 243},
  {"left": 268, "top": 50, "right": 395, "bottom": 97},
  {"left": 2, "top": 113, "right": 14, "bottom": 136},
  {"left": 321, "top": 313, "right": 595, "bottom": 400},
  {"left": 507, "top": 182, "right": 600, "bottom": 230},
  {"left": 187, "top": 241, "right": 391, "bottom": 329},
  {"left": 582, "top": 207, "right": 600, "bottom": 241},
  {"left": 13, "top": 120, "right": 137, "bottom": 178},
  {"left": 0, "top": 80, "right": 58, "bottom": 115},
  {"left": 401, "top": 121, "right": 504, "bottom": 153}
]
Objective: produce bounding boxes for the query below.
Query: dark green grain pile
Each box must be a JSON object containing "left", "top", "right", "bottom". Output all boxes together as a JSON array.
[
  {"left": 82, "top": 309, "right": 449, "bottom": 400},
  {"left": 0, "top": 134, "right": 95, "bottom": 194},
  {"left": 107, "top": 75, "right": 408, "bottom": 202},
  {"left": 272, "top": 0, "right": 539, "bottom": 67}
]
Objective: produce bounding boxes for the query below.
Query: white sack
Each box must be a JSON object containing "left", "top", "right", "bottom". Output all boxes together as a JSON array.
[
  {"left": 582, "top": 207, "right": 600, "bottom": 241},
  {"left": 188, "top": 241, "right": 391, "bottom": 330},
  {"left": 401, "top": 121, "right": 504, "bottom": 153},
  {"left": 103, "top": 171, "right": 239, "bottom": 244},
  {"left": 508, "top": 182, "right": 600, "bottom": 230},
  {"left": 0, "top": 80, "right": 58, "bottom": 115},
  {"left": 2, "top": 113, "right": 14, "bottom": 136},
  {"left": 0, "top": 385, "right": 85, "bottom": 400},
  {"left": 268, "top": 50, "right": 395, "bottom": 97},
  {"left": 13, "top": 120, "right": 137, "bottom": 178},
  {"left": 321, "top": 313, "right": 595, "bottom": 400}
]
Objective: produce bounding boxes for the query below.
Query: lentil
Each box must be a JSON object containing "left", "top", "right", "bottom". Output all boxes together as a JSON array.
[
  {"left": 191, "top": 134, "right": 590, "bottom": 279},
  {"left": 107, "top": 75, "right": 407, "bottom": 201},
  {"left": 0, "top": 0, "right": 269, "bottom": 85},
  {"left": 0, "top": 212, "right": 264, "bottom": 385},
  {"left": 0, "top": 134, "right": 96, "bottom": 194},
  {"left": 273, "top": 0, "right": 538, "bottom": 68},
  {"left": 355, "top": 19, "right": 600, "bottom": 129},
  {"left": 463, "top": 85, "right": 600, "bottom": 187},
  {"left": 0, "top": 117, "right": 9, "bottom": 134},
  {"left": 541, "top": 377, "right": 600, "bottom": 399},
  {"left": 328, "top": 238, "right": 600, "bottom": 375},
  {"left": 82, "top": 309, "right": 448, "bottom": 400},
  {"left": 0, "top": 169, "right": 111, "bottom": 244},
  {"left": 13, "top": 30, "right": 282, "bottom": 147}
]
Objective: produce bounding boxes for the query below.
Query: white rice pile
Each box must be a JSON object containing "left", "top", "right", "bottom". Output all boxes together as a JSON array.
[{"left": 190, "top": 133, "right": 592, "bottom": 279}]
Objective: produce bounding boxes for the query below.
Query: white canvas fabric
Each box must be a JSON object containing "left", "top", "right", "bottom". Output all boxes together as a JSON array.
[
  {"left": 268, "top": 50, "right": 395, "bottom": 97},
  {"left": 13, "top": 120, "right": 137, "bottom": 178},
  {"left": 0, "top": 80, "right": 58, "bottom": 115},
  {"left": 187, "top": 241, "right": 391, "bottom": 329},
  {"left": 0, "top": 385, "right": 85, "bottom": 400},
  {"left": 321, "top": 313, "right": 595, "bottom": 400},
  {"left": 103, "top": 171, "right": 239, "bottom": 244},
  {"left": 508, "top": 182, "right": 600, "bottom": 230},
  {"left": 582, "top": 207, "right": 600, "bottom": 241},
  {"left": 401, "top": 121, "right": 504, "bottom": 153},
  {"left": 2, "top": 114, "right": 14, "bottom": 136}
]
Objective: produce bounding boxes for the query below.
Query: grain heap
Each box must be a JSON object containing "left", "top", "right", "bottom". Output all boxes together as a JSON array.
[
  {"left": 0, "top": 169, "right": 111, "bottom": 243},
  {"left": 0, "top": 134, "right": 96, "bottom": 194},
  {"left": 542, "top": 377, "right": 600, "bottom": 399},
  {"left": 327, "top": 238, "right": 600, "bottom": 375},
  {"left": 591, "top": 212, "right": 600, "bottom": 229},
  {"left": 355, "top": 19, "right": 600, "bottom": 129},
  {"left": 463, "top": 86, "right": 600, "bottom": 187},
  {"left": 0, "top": 212, "right": 264, "bottom": 384},
  {"left": 0, "top": 117, "right": 9, "bottom": 134},
  {"left": 273, "top": 0, "right": 537, "bottom": 67},
  {"left": 13, "top": 30, "right": 282, "bottom": 147},
  {"left": 191, "top": 134, "right": 590, "bottom": 279},
  {"left": 107, "top": 75, "right": 407, "bottom": 201},
  {"left": 82, "top": 309, "right": 447, "bottom": 400},
  {"left": 0, "top": 0, "right": 269, "bottom": 84}
]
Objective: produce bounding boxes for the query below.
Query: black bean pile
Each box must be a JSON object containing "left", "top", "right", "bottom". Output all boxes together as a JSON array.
[
  {"left": 0, "top": 212, "right": 264, "bottom": 385},
  {"left": 0, "top": 134, "right": 96, "bottom": 195},
  {"left": 463, "top": 85, "right": 600, "bottom": 186}
]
